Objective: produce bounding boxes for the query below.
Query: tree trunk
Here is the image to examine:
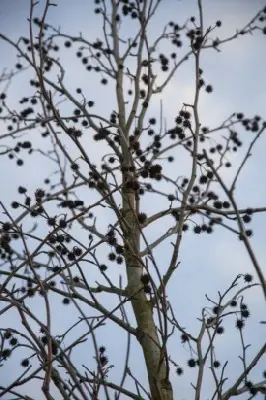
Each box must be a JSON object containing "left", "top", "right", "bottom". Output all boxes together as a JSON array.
[{"left": 122, "top": 179, "right": 173, "bottom": 400}]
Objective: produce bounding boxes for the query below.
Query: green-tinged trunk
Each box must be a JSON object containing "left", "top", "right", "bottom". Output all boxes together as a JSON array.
[{"left": 122, "top": 181, "right": 173, "bottom": 400}]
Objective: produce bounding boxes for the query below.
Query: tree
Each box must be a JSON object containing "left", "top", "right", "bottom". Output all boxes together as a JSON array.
[{"left": 0, "top": 0, "right": 265, "bottom": 399}]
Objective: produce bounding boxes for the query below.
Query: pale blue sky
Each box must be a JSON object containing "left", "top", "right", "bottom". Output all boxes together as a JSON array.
[{"left": 0, "top": 1, "right": 266, "bottom": 399}]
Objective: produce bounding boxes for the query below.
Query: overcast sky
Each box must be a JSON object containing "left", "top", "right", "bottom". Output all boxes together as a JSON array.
[{"left": 0, "top": 1, "right": 266, "bottom": 399}]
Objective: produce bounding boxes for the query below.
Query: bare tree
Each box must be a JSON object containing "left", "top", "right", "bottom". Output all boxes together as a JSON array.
[{"left": 0, "top": 1, "right": 265, "bottom": 399}]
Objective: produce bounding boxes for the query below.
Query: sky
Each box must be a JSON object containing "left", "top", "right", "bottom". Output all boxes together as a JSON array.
[{"left": 0, "top": 0, "right": 266, "bottom": 399}]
